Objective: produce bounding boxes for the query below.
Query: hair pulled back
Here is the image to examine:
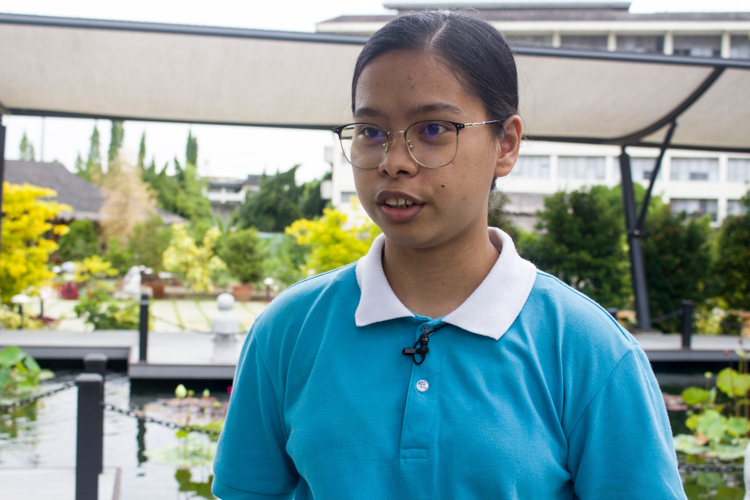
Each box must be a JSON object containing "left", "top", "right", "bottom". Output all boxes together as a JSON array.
[{"left": 351, "top": 11, "right": 519, "bottom": 135}]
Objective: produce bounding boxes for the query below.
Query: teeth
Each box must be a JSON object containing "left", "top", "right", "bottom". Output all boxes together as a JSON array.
[{"left": 384, "top": 198, "right": 414, "bottom": 207}]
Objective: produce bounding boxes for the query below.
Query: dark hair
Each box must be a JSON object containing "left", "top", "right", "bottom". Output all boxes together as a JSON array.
[{"left": 351, "top": 11, "right": 519, "bottom": 137}]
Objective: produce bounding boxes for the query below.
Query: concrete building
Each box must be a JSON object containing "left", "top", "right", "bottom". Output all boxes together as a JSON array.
[
  {"left": 204, "top": 175, "right": 261, "bottom": 220},
  {"left": 318, "top": 2, "right": 750, "bottom": 226}
]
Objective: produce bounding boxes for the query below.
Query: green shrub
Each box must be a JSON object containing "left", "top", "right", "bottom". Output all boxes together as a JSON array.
[
  {"left": 715, "top": 193, "right": 750, "bottom": 311},
  {"left": 57, "top": 220, "right": 99, "bottom": 262},
  {"left": 218, "top": 228, "right": 266, "bottom": 285},
  {"left": 74, "top": 282, "right": 140, "bottom": 330}
]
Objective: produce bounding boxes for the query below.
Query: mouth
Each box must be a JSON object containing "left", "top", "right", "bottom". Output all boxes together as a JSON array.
[{"left": 376, "top": 192, "right": 424, "bottom": 222}]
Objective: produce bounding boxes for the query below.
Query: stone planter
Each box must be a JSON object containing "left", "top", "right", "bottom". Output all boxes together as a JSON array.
[{"left": 232, "top": 284, "right": 254, "bottom": 302}]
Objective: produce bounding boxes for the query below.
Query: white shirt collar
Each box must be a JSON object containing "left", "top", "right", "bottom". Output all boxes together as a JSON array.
[{"left": 355, "top": 227, "right": 537, "bottom": 340}]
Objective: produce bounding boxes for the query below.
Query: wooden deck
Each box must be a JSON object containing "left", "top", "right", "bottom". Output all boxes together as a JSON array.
[
  {"left": 1, "top": 329, "right": 749, "bottom": 381},
  {"left": 0, "top": 467, "right": 120, "bottom": 500}
]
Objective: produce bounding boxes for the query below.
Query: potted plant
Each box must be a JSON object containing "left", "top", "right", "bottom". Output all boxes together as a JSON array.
[{"left": 218, "top": 228, "right": 265, "bottom": 302}]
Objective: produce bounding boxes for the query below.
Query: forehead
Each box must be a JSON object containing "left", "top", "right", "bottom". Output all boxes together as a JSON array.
[{"left": 354, "top": 50, "right": 482, "bottom": 119}]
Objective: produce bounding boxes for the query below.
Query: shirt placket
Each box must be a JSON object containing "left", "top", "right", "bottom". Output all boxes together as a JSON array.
[{"left": 399, "top": 321, "right": 444, "bottom": 461}]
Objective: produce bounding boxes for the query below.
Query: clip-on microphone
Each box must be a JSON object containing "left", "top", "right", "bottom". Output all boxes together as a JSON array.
[{"left": 402, "top": 333, "right": 430, "bottom": 365}]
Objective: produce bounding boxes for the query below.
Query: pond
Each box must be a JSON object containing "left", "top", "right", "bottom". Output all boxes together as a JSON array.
[{"left": 0, "top": 372, "right": 746, "bottom": 499}]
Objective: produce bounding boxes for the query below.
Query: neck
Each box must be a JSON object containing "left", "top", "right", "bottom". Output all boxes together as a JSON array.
[{"left": 382, "top": 224, "right": 500, "bottom": 319}]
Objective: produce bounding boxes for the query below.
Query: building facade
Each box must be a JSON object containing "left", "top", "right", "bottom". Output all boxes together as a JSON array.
[
  {"left": 318, "top": 2, "right": 750, "bottom": 226},
  {"left": 204, "top": 175, "right": 261, "bottom": 220}
]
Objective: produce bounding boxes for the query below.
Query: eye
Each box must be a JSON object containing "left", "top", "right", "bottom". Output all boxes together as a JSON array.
[
  {"left": 359, "top": 126, "right": 386, "bottom": 140},
  {"left": 417, "top": 121, "right": 451, "bottom": 137}
]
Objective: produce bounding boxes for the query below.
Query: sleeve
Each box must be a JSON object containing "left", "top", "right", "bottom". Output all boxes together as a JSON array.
[
  {"left": 212, "top": 329, "right": 299, "bottom": 499},
  {"left": 566, "top": 346, "right": 686, "bottom": 500}
]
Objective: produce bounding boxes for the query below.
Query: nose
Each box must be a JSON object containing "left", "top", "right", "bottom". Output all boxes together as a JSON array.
[{"left": 378, "top": 131, "right": 419, "bottom": 178}]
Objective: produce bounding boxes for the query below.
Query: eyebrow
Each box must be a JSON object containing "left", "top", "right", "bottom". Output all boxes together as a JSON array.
[{"left": 353, "top": 102, "right": 467, "bottom": 121}]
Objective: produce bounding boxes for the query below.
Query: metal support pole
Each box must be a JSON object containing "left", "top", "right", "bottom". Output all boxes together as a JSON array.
[
  {"left": 83, "top": 353, "right": 107, "bottom": 381},
  {"left": 619, "top": 148, "right": 652, "bottom": 331},
  {"left": 75, "top": 373, "right": 104, "bottom": 500},
  {"left": 139, "top": 293, "right": 149, "bottom": 362},
  {"left": 681, "top": 300, "right": 694, "bottom": 349}
]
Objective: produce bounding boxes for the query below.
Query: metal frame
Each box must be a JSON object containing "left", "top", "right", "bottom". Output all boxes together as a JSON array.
[{"left": 1, "top": 12, "right": 749, "bottom": 330}]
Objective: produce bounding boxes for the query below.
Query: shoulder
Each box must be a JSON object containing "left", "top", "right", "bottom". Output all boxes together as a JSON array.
[
  {"left": 249, "top": 263, "right": 359, "bottom": 349},
  {"left": 525, "top": 270, "right": 638, "bottom": 356}
]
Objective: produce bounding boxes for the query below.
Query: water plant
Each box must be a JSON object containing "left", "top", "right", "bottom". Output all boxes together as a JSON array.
[
  {"left": 673, "top": 350, "right": 750, "bottom": 460},
  {"left": 145, "top": 384, "right": 225, "bottom": 469},
  {"left": 0, "top": 346, "right": 54, "bottom": 401}
]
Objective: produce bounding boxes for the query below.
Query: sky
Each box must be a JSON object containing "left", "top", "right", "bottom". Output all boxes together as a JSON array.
[{"left": 2, "top": 0, "right": 749, "bottom": 182}]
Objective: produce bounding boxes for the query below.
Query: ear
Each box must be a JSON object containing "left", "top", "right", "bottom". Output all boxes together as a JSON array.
[{"left": 494, "top": 115, "right": 523, "bottom": 178}]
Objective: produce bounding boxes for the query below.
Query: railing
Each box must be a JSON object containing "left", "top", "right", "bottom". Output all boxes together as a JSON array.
[{"left": 608, "top": 299, "right": 695, "bottom": 348}]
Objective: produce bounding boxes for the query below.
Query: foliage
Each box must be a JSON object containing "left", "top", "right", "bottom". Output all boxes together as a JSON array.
[
  {"left": 262, "top": 233, "right": 310, "bottom": 288},
  {"left": 519, "top": 185, "right": 630, "bottom": 308},
  {"left": 56, "top": 220, "right": 99, "bottom": 262},
  {"left": 72, "top": 256, "right": 118, "bottom": 284},
  {"left": 715, "top": 192, "right": 750, "bottom": 310},
  {"left": 73, "top": 281, "right": 140, "bottom": 330},
  {"left": 163, "top": 224, "right": 226, "bottom": 293},
  {"left": 186, "top": 131, "right": 198, "bottom": 166},
  {"left": 217, "top": 228, "right": 266, "bottom": 284},
  {"left": 137, "top": 132, "right": 147, "bottom": 170},
  {"left": 78, "top": 124, "right": 103, "bottom": 185},
  {"left": 0, "top": 346, "right": 54, "bottom": 399},
  {"left": 674, "top": 353, "right": 750, "bottom": 461},
  {"left": 107, "top": 120, "right": 124, "bottom": 169},
  {"left": 174, "top": 470, "right": 215, "bottom": 499},
  {"left": 143, "top": 158, "right": 212, "bottom": 232},
  {"left": 286, "top": 204, "right": 381, "bottom": 275},
  {"left": 488, "top": 190, "right": 521, "bottom": 242},
  {"left": 104, "top": 237, "right": 136, "bottom": 276},
  {"left": 0, "top": 307, "right": 44, "bottom": 330},
  {"left": 19, "top": 132, "right": 35, "bottom": 161},
  {"left": 236, "top": 165, "right": 328, "bottom": 232},
  {"left": 129, "top": 214, "right": 173, "bottom": 273},
  {"left": 0, "top": 183, "right": 69, "bottom": 304},
  {"left": 642, "top": 201, "right": 714, "bottom": 332},
  {"left": 100, "top": 158, "right": 157, "bottom": 243}
]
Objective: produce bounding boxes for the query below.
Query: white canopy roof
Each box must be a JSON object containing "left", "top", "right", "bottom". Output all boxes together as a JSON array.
[{"left": 1, "top": 13, "right": 748, "bottom": 153}]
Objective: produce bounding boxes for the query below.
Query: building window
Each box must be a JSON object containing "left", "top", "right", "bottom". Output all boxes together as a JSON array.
[
  {"left": 728, "top": 159, "right": 750, "bottom": 182},
  {"left": 727, "top": 200, "right": 748, "bottom": 216},
  {"left": 505, "top": 34, "right": 553, "bottom": 47},
  {"left": 670, "top": 157, "right": 719, "bottom": 182},
  {"left": 671, "top": 199, "right": 718, "bottom": 221},
  {"left": 730, "top": 35, "right": 750, "bottom": 59},
  {"left": 560, "top": 35, "right": 608, "bottom": 51},
  {"left": 613, "top": 157, "right": 663, "bottom": 183},
  {"left": 511, "top": 156, "right": 550, "bottom": 179},
  {"left": 558, "top": 156, "right": 606, "bottom": 180},
  {"left": 340, "top": 191, "right": 358, "bottom": 204},
  {"left": 616, "top": 35, "right": 664, "bottom": 54},
  {"left": 673, "top": 35, "right": 721, "bottom": 58}
]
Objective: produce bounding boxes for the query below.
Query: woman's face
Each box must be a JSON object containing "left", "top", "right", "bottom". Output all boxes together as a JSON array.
[{"left": 352, "top": 50, "right": 517, "bottom": 251}]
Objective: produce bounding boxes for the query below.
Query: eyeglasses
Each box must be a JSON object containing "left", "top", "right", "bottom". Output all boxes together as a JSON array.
[{"left": 332, "top": 119, "right": 502, "bottom": 170}]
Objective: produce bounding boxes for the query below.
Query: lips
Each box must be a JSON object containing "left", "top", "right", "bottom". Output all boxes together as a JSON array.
[{"left": 376, "top": 191, "right": 424, "bottom": 222}]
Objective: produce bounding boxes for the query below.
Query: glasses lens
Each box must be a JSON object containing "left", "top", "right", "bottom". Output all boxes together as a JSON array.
[
  {"left": 406, "top": 121, "right": 459, "bottom": 168},
  {"left": 339, "top": 124, "right": 387, "bottom": 169}
]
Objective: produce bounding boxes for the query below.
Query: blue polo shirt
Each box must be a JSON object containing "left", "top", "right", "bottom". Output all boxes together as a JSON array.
[{"left": 213, "top": 228, "right": 685, "bottom": 499}]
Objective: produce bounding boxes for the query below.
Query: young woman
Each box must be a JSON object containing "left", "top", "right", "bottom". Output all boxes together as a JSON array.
[{"left": 213, "top": 11, "right": 685, "bottom": 500}]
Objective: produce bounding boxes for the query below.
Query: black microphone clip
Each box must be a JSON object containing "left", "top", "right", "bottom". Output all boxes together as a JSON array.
[{"left": 402, "top": 333, "right": 430, "bottom": 365}]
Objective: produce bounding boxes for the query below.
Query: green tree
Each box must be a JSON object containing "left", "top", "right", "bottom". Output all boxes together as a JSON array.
[
  {"left": 103, "top": 237, "right": 135, "bottom": 276},
  {"left": 488, "top": 190, "right": 521, "bottom": 242},
  {"left": 715, "top": 192, "right": 750, "bottom": 310},
  {"left": 107, "top": 120, "right": 124, "bottom": 170},
  {"left": 520, "top": 185, "right": 630, "bottom": 308},
  {"left": 74, "top": 153, "right": 85, "bottom": 177},
  {"left": 56, "top": 220, "right": 99, "bottom": 262},
  {"left": 236, "top": 166, "right": 309, "bottom": 232},
  {"left": 217, "top": 228, "right": 266, "bottom": 284},
  {"left": 19, "top": 132, "right": 35, "bottom": 161},
  {"left": 128, "top": 214, "right": 172, "bottom": 273},
  {"left": 641, "top": 201, "right": 713, "bottom": 332},
  {"left": 81, "top": 124, "right": 103, "bottom": 185},
  {"left": 137, "top": 132, "right": 147, "bottom": 171},
  {"left": 287, "top": 207, "right": 381, "bottom": 275},
  {"left": 186, "top": 131, "right": 198, "bottom": 166}
]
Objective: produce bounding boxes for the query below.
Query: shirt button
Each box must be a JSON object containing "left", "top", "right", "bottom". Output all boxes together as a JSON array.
[{"left": 416, "top": 380, "right": 429, "bottom": 392}]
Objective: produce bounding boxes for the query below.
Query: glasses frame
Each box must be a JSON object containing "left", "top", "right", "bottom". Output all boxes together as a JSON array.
[{"left": 332, "top": 119, "right": 502, "bottom": 170}]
